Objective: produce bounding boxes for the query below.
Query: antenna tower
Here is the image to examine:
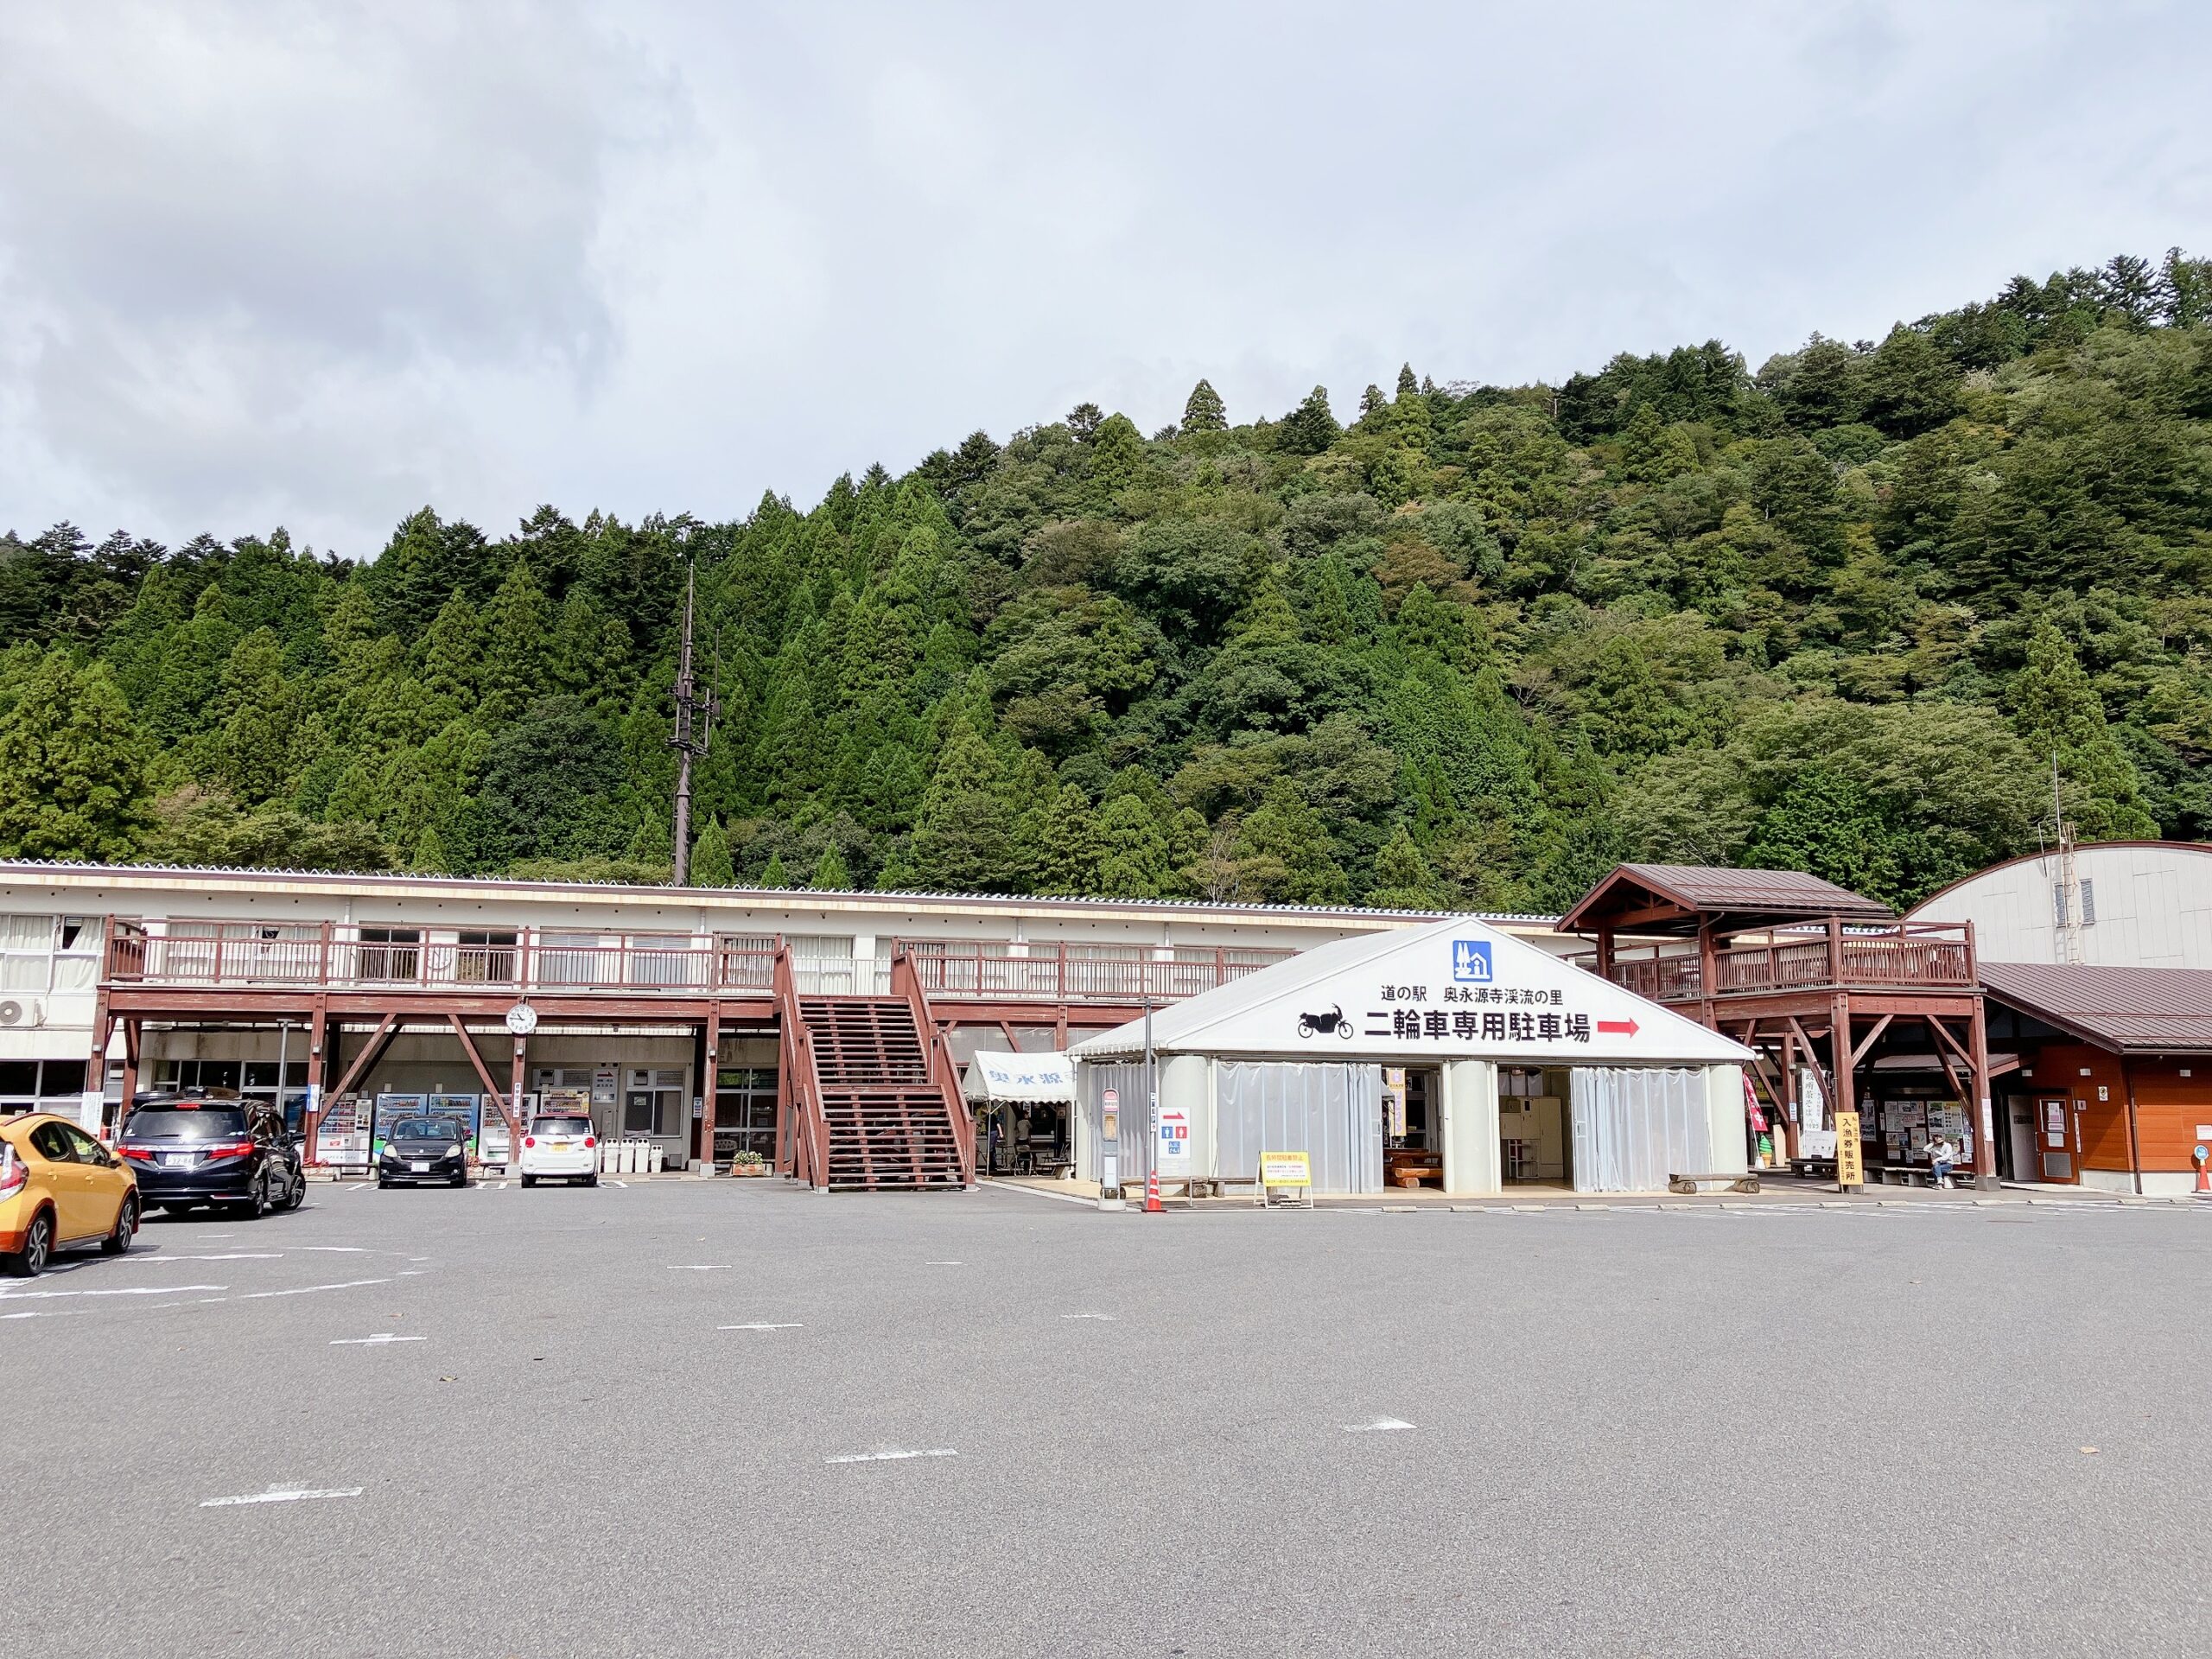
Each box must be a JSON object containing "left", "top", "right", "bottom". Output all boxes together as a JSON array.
[
  {"left": 670, "top": 562, "right": 720, "bottom": 886},
  {"left": 2052, "top": 755, "right": 2083, "bottom": 965}
]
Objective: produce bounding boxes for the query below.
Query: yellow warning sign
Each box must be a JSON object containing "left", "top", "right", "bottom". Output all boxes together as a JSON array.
[
  {"left": 1259, "top": 1150, "right": 1312, "bottom": 1188},
  {"left": 1834, "top": 1111, "right": 1864, "bottom": 1187}
]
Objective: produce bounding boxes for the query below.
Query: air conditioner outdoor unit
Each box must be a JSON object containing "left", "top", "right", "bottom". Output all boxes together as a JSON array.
[{"left": 0, "top": 998, "right": 45, "bottom": 1028}]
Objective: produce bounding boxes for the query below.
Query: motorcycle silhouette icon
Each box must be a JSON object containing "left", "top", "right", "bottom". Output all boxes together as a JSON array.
[{"left": 1296, "top": 1005, "right": 1354, "bottom": 1039}]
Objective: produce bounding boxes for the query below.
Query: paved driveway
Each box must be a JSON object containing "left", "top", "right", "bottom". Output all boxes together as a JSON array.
[{"left": 7, "top": 1179, "right": 2206, "bottom": 1657}]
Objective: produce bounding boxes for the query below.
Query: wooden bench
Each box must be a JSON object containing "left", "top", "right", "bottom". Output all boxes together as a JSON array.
[
  {"left": 1789, "top": 1158, "right": 1838, "bottom": 1181},
  {"left": 1870, "top": 1164, "right": 1955, "bottom": 1188},
  {"left": 1667, "top": 1172, "right": 1763, "bottom": 1195}
]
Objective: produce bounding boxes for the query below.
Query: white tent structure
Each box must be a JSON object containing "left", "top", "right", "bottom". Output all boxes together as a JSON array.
[{"left": 1070, "top": 915, "right": 1752, "bottom": 1197}]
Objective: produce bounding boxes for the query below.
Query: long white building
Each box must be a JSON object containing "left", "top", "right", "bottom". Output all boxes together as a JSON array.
[{"left": 0, "top": 861, "right": 1575, "bottom": 1186}]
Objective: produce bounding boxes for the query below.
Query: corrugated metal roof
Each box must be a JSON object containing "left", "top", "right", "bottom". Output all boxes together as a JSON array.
[
  {"left": 0, "top": 858, "right": 1559, "bottom": 928},
  {"left": 1559, "top": 863, "right": 1893, "bottom": 931},
  {"left": 1618, "top": 864, "right": 1893, "bottom": 915},
  {"left": 1980, "top": 961, "right": 2212, "bottom": 1053}
]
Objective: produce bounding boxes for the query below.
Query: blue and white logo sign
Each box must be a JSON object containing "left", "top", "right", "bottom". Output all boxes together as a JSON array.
[{"left": 1452, "top": 939, "right": 1494, "bottom": 983}]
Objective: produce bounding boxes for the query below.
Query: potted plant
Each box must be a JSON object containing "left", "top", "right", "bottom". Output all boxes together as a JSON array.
[{"left": 728, "top": 1150, "right": 769, "bottom": 1178}]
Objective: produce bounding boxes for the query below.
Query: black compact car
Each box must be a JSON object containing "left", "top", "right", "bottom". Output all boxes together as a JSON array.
[
  {"left": 117, "top": 1095, "right": 305, "bottom": 1218},
  {"left": 377, "top": 1116, "right": 471, "bottom": 1188}
]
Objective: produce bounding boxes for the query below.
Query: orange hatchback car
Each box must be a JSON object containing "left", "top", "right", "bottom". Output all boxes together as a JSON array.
[{"left": 0, "top": 1112, "right": 139, "bottom": 1277}]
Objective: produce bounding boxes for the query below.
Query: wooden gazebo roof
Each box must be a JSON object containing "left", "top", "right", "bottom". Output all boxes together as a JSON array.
[{"left": 1558, "top": 863, "right": 1896, "bottom": 938}]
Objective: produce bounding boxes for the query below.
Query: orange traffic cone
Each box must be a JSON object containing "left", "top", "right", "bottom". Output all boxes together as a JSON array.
[
  {"left": 1144, "top": 1168, "right": 1164, "bottom": 1213},
  {"left": 2195, "top": 1153, "right": 2210, "bottom": 1198}
]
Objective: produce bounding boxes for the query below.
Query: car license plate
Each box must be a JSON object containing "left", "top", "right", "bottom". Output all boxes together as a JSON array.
[
  {"left": 162, "top": 1154, "right": 191, "bottom": 1168},
  {"left": 410, "top": 1160, "right": 429, "bottom": 1173},
  {"left": 550, "top": 1140, "right": 572, "bottom": 1148}
]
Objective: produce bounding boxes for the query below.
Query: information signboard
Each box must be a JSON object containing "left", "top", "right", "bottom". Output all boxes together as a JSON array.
[
  {"left": 1156, "top": 1106, "right": 1192, "bottom": 1178},
  {"left": 1834, "top": 1111, "right": 1864, "bottom": 1188},
  {"left": 1260, "top": 1150, "right": 1311, "bottom": 1187}
]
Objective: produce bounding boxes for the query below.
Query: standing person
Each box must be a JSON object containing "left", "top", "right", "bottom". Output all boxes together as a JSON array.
[{"left": 1927, "top": 1131, "right": 1958, "bottom": 1190}]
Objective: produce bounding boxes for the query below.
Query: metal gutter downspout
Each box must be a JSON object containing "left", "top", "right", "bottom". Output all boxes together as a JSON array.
[{"left": 2120, "top": 1052, "right": 2144, "bottom": 1198}]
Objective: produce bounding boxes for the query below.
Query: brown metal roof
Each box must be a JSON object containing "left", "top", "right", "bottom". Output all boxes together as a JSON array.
[
  {"left": 1558, "top": 863, "right": 1895, "bottom": 934},
  {"left": 1980, "top": 961, "right": 2212, "bottom": 1054}
]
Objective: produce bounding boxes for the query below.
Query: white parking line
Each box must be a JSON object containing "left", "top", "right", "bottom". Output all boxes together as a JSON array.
[
  {"left": 235, "top": 1277, "right": 391, "bottom": 1301},
  {"left": 118, "top": 1253, "right": 283, "bottom": 1263},
  {"left": 1344, "top": 1418, "right": 1415, "bottom": 1433},
  {"left": 669, "top": 1264, "right": 734, "bottom": 1271},
  {"left": 824, "top": 1448, "right": 957, "bottom": 1465},
  {"left": 720, "top": 1322, "right": 804, "bottom": 1331},
  {"left": 200, "top": 1484, "right": 363, "bottom": 1507},
  {"left": 296, "top": 1246, "right": 369, "bottom": 1254},
  {"left": 346, "top": 1184, "right": 370, "bottom": 1192},
  {"left": 1060, "top": 1313, "right": 1117, "bottom": 1321},
  {"left": 331, "top": 1334, "right": 424, "bottom": 1345},
  {"left": 0, "top": 1284, "right": 226, "bottom": 1300},
  {"left": 925, "top": 1261, "right": 963, "bottom": 1266}
]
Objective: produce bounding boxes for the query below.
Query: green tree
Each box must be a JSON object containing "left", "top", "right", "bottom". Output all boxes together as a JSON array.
[
  {"left": 1365, "top": 823, "right": 1450, "bottom": 908},
  {"left": 1277, "top": 385, "right": 1340, "bottom": 455},
  {"left": 1029, "top": 784, "right": 1107, "bottom": 895},
  {"left": 1181, "top": 378, "right": 1228, "bottom": 433},
  {"left": 690, "top": 815, "right": 734, "bottom": 887},
  {"left": 909, "top": 719, "right": 1020, "bottom": 892},
  {"left": 0, "top": 652, "right": 153, "bottom": 861},
  {"left": 760, "top": 849, "right": 791, "bottom": 887},
  {"left": 213, "top": 628, "right": 303, "bottom": 804},
  {"left": 811, "top": 843, "right": 852, "bottom": 889},
  {"left": 2010, "top": 625, "right": 2158, "bottom": 839},
  {"left": 1230, "top": 780, "right": 1348, "bottom": 903},
  {"left": 1095, "top": 793, "right": 1173, "bottom": 898}
]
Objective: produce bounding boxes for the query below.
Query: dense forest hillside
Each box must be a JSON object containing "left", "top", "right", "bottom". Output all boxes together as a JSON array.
[{"left": 3, "top": 251, "right": 2210, "bottom": 911}]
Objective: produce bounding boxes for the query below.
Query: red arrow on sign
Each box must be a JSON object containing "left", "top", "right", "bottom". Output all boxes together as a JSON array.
[{"left": 1596, "top": 1018, "right": 1639, "bottom": 1035}]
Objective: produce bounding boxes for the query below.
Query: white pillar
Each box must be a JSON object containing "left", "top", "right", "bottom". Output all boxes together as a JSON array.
[
  {"left": 1705, "top": 1065, "right": 1750, "bottom": 1175},
  {"left": 1161, "top": 1054, "right": 1211, "bottom": 1185},
  {"left": 1440, "top": 1058, "right": 1501, "bottom": 1196}
]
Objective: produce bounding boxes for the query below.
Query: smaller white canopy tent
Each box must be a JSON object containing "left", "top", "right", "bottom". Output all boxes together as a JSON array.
[
  {"left": 1070, "top": 916, "right": 1751, "bottom": 1196},
  {"left": 963, "top": 1050, "right": 1077, "bottom": 1105}
]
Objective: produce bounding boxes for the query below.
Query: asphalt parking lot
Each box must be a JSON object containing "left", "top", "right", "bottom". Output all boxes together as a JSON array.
[{"left": 7, "top": 1178, "right": 2209, "bottom": 1659}]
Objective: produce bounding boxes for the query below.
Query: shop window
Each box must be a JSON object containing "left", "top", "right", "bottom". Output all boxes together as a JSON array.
[
  {"left": 0, "top": 1058, "right": 38, "bottom": 1109},
  {"left": 623, "top": 1067, "right": 685, "bottom": 1137},
  {"left": 0, "top": 914, "right": 51, "bottom": 992},
  {"left": 457, "top": 930, "right": 518, "bottom": 983},
  {"left": 52, "top": 916, "right": 98, "bottom": 991},
  {"left": 714, "top": 1065, "right": 779, "bottom": 1160},
  {"left": 357, "top": 925, "right": 422, "bottom": 981},
  {"left": 538, "top": 932, "right": 610, "bottom": 987}
]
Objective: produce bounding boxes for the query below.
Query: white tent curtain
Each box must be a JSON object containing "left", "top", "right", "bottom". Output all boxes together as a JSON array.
[
  {"left": 1217, "top": 1062, "right": 1382, "bottom": 1195},
  {"left": 1568, "top": 1066, "right": 1707, "bottom": 1193}
]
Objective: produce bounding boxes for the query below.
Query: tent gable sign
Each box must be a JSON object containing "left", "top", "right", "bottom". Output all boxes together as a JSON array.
[{"left": 1188, "top": 922, "right": 1740, "bottom": 1064}]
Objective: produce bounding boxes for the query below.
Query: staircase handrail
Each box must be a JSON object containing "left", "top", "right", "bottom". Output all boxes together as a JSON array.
[
  {"left": 891, "top": 946, "right": 976, "bottom": 1187},
  {"left": 772, "top": 941, "right": 830, "bottom": 1189}
]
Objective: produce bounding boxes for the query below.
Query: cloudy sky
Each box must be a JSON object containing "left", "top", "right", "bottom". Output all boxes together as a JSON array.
[{"left": 2, "top": 1, "right": 2207, "bottom": 559}]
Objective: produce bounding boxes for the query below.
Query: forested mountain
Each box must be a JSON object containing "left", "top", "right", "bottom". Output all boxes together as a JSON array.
[{"left": 4, "top": 251, "right": 2211, "bottom": 912}]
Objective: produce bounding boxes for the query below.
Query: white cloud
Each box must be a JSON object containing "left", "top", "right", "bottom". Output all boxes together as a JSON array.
[{"left": 1, "top": 0, "right": 2206, "bottom": 557}]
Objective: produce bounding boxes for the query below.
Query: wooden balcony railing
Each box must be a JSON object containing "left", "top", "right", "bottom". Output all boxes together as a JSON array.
[
  {"left": 1597, "top": 921, "right": 1975, "bottom": 1002},
  {"left": 100, "top": 920, "right": 1291, "bottom": 1005},
  {"left": 896, "top": 942, "right": 1291, "bottom": 1003}
]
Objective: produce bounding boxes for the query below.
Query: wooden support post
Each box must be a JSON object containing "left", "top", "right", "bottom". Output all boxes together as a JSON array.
[
  {"left": 1967, "top": 996, "right": 1997, "bottom": 1192},
  {"left": 445, "top": 1013, "right": 513, "bottom": 1143},
  {"left": 1594, "top": 927, "right": 1616, "bottom": 982},
  {"left": 1830, "top": 992, "right": 1855, "bottom": 1154},
  {"left": 696, "top": 1002, "right": 721, "bottom": 1177},
  {"left": 1696, "top": 922, "right": 1719, "bottom": 1030},
  {"left": 303, "top": 997, "right": 328, "bottom": 1166},
  {"left": 115, "top": 1020, "right": 140, "bottom": 1138},
  {"left": 85, "top": 986, "right": 112, "bottom": 1132}
]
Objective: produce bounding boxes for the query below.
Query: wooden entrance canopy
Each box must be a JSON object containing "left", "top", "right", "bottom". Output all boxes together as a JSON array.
[{"left": 1560, "top": 864, "right": 1997, "bottom": 1188}]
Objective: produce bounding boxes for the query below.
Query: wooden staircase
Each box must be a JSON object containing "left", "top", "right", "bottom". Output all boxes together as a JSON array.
[{"left": 775, "top": 948, "right": 974, "bottom": 1192}]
